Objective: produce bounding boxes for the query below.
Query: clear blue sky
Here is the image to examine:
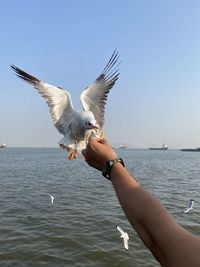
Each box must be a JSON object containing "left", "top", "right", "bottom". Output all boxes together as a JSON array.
[{"left": 1, "top": 0, "right": 200, "bottom": 148}]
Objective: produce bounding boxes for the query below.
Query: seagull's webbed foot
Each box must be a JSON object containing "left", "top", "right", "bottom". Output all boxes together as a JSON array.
[{"left": 67, "top": 149, "right": 78, "bottom": 160}]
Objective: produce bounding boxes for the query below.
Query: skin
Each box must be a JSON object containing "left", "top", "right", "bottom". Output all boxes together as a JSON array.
[{"left": 82, "top": 137, "right": 200, "bottom": 267}]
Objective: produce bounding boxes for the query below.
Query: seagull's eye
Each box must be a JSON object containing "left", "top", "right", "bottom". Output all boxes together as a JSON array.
[{"left": 88, "top": 122, "right": 91, "bottom": 126}]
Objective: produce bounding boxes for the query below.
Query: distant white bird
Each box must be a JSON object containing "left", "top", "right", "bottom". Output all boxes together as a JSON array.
[
  {"left": 11, "top": 50, "right": 120, "bottom": 160},
  {"left": 116, "top": 225, "right": 129, "bottom": 251},
  {"left": 183, "top": 199, "right": 194, "bottom": 213},
  {"left": 49, "top": 194, "right": 54, "bottom": 204}
]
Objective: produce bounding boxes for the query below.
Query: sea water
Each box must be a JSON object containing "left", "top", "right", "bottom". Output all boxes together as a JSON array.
[{"left": 0, "top": 148, "right": 200, "bottom": 267}]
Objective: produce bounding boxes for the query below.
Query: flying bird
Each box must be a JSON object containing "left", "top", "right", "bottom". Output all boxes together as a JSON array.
[
  {"left": 49, "top": 194, "right": 54, "bottom": 204},
  {"left": 183, "top": 199, "right": 194, "bottom": 213},
  {"left": 11, "top": 50, "right": 120, "bottom": 159},
  {"left": 116, "top": 225, "right": 129, "bottom": 251}
]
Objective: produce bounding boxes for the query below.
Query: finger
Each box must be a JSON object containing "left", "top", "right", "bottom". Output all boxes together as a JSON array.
[
  {"left": 97, "top": 138, "right": 104, "bottom": 145},
  {"left": 89, "top": 136, "right": 100, "bottom": 146},
  {"left": 98, "top": 138, "right": 108, "bottom": 145},
  {"left": 88, "top": 134, "right": 97, "bottom": 142}
]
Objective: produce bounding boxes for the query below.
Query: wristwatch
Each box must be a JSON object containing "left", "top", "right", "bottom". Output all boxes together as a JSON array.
[{"left": 102, "top": 158, "right": 125, "bottom": 179}]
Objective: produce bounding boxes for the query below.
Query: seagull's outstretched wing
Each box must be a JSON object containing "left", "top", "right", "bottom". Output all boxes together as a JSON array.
[
  {"left": 189, "top": 199, "right": 194, "bottom": 209},
  {"left": 80, "top": 50, "right": 120, "bottom": 129},
  {"left": 49, "top": 194, "right": 54, "bottom": 204},
  {"left": 183, "top": 208, "right": 191, "bottom": 213},
  {"left": 116, "top": 225, "right": 124, "bottom": 235},
  {"left": 11, "top": 65, "right": 76, "bottom": 135},
  {"left": 123, "top": 233, "right": 129, "bottom": 251}
]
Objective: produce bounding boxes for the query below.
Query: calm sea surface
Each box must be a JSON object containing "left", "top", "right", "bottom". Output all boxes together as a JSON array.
[{"left": 0, "top": 148, "right": 200, "bottom": 267}]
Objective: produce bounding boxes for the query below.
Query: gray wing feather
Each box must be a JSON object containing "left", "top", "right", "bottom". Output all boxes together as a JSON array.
[
  {"left": 80, "top": 50, "right": 120, "bottom": 128},
  {"left": 11, "top": 65, "right": 76, "bottom": 135},
  {"left": 189, "top": 200, "right": 194, "bottom": 209}
]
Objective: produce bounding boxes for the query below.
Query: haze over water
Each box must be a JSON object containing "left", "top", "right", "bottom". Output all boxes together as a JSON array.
[{"left": 0, "top": 148, "right": 200, "bottom": 267}]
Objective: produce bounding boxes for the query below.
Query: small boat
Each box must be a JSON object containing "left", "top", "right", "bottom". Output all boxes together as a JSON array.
[
  {"left": 180, "top": 147, "right": 200, "bottom": 152},
  {"left": 149, "top": 143, "right": 168, "bottom": 150},
  {"left": 119, "top": 145, "right": 127, "bottom": 149},
  {"left": 0, "top": 144, "right": 7, "bottom": 148}
]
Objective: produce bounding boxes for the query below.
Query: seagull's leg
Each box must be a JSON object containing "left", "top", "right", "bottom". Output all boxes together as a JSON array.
[
  {"left": 72, "top": 142, "right": 78, "bottom": 159},
  {"left": 67, "top": 149, "right": 75, "bottom": 160},
  {"left": 66, "top": 147, "right": 73, "bottom": 160},
  {"left": 68, "top": 149, "right": 77, "bottom": 160},
  {"left": 67, "top": 143, "right": 78, "bottom": 160}
]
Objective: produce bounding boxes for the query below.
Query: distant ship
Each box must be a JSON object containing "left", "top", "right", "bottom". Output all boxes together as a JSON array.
[
  {"left": 149, "top": 144, "right": 168, "bottom": 150},
  {"left": 0, "top": 143, "right": 7, "bottom": 148},
  {"left": 180, "top": 147, "right": 200, "bottom": 152}
]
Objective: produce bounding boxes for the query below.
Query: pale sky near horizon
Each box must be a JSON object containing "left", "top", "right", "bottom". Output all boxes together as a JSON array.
[{"left": 1, "top": 0, "right": 200, "bottom": 148}]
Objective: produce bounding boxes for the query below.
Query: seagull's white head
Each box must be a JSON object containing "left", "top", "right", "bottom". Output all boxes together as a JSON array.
[{"left": 80, "top": 111, "right": 98, "bottom": 130}]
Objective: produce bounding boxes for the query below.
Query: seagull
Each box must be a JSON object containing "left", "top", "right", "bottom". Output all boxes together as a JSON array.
[
  {"left": 116, "top": 225, "right": 129, "bottom": 251},
  {"left": 183, "top": 199, "right": 194, "bottom": 213},
  {"left": 49, "top": 194, "right": 54, "bottom": 204},
  {"left": 11, "top": 50, "right": 120, "bottom": 160}
]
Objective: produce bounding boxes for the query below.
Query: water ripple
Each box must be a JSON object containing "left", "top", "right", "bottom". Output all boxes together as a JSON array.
[{"left": 0, "top": 148, "right": 200, "bottom": 266}]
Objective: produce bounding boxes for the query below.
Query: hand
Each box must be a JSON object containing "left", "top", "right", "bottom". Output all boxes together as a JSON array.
[{"left": 82, "top": 137, "right": 117, "bottom": 171}]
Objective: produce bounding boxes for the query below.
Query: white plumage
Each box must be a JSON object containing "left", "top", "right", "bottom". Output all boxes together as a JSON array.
[
  {"left": 11, "top": 50, "right": 120, "bottom": 159},
  {"left": 116, "top": 225, "right": 129, "bottom": 251}
]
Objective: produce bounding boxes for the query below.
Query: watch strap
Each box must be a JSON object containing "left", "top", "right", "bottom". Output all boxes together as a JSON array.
[{"left": 102, "top": 158, "right": 125, "bottom": 179}]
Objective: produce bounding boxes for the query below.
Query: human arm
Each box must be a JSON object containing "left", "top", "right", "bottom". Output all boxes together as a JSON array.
[{"left": 82, "top": 137, "right": 200, "bottom": 267}]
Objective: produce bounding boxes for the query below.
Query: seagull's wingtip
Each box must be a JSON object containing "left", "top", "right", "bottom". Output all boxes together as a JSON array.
[{"left": 10, "top": 64, "right": 17, "bottom": 72}]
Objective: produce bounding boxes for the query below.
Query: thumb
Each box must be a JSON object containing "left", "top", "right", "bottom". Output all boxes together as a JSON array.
[{"left": 88, "top": 134, "right": 98, "bottom": 142}]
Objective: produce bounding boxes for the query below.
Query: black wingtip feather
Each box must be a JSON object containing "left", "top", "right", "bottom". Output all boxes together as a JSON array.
[
  {"left": 102, "top": 50, "right": 120, "bottom": 75},
  {"left": 101, "top": 50, "right": 120, "bottom": 87},
  {"left": 11, "top": 65, "right": 40, "bottom": 86}
]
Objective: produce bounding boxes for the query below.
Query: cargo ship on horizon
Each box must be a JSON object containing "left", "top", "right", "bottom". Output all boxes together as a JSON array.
[
  {"left": 149, "top": 144, "right": 168, "bottom": 150},
  {"left": 180, "top": 147, "right": 200, "bottom": 152}
]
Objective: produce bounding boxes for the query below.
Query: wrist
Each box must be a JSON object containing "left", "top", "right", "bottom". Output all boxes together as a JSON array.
[{"left": 102, "top": 158, "right": 125, "bottom": 179}]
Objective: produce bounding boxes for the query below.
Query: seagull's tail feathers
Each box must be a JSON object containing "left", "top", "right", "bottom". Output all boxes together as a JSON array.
[{"left": 58, "top": 137, "right": 86, "bottom": 152}]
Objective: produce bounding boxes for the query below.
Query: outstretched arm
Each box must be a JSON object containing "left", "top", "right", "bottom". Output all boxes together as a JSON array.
[{"left": 82, "top": 138, "right": 200, "bottom": 267}]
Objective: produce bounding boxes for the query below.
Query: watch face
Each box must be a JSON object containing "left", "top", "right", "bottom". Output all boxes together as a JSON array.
[{"left": 108, "top": 160, "right": 114, "bottom": 167}]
